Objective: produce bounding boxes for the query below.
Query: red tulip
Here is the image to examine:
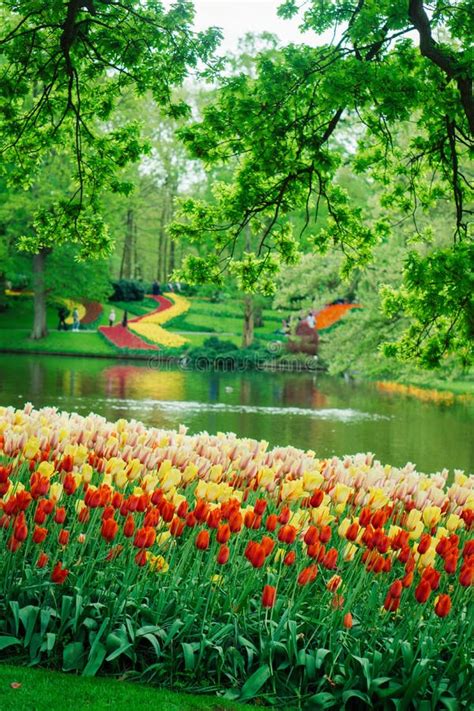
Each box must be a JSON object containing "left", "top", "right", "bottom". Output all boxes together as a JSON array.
[
  {"left": 359, "top": 507, "right": 372, "bottom": 527},
  {"left": 144, "top": 508, "right": 160, "bottom": 527},
  {"left": 265, "top": 514, "right": 278, "bottom": 532},
  {"left": 134, "top": 526, "right": 156, "bottom": 548},
  {"left": 346, "top": 523, "right": 359, "bottom": 542},
  {"left": 284, "top": 550, "right": 296, "bottom": 566},
  {"left": 389, "top": 580, "right": 403, "bottom": 598},
  {"left": 278, "top": 506, "right": 290, "bottom": 524},
  {"left": 261, "top": 535, "right": 275, "bottom": 556},
  {"left": 304, "top": 526, "right": 319, "bottom": 546},
  {"left": 261, "top": 584, "right": 276, "bottom": 608},
  {"left": 415, "top": 579, "right": 431, "bottom": 603},
  {"left": 217, "top": 544, "right": 230, "bottom": 565},
  {"left": 123, "top": 515, "right": 135, "bottom": 538},
  {"left": 54, "top": 507, "right": 66, "bottom": 524},
  {"left": 278, "top": 524, "right": 297, "bottom": 544},
  {"left": 319, "top": 525, "right": 331, "bottom": 544},
  {"left": 322, "top": 548, "right": 338, "bottom": 570},
  {"left": 13, "top": 513, "right": 28, "bottom": 542},
  {"left": 160, "top": 501, "right": 175, "bottom": 523},
  {"left": 384, "top": 593, "right": 400, "bottom": 612},
  {"left": 343, "top": 612, "right": 353, "bottom": 629},
  {"left": 229, "top": 511, "right": 243, "bottom": 532},
  {"left": 58, "top": 529, "right": 70, "bottom": 546},
  {"left": 101, "top": 518, "right": 119, "bottom": 542},
  {"left": 297, "top": 565, "right": 318, "bottom": 586},
  {"left": 196, "top": 530, "right": 210, "bottom": 550},
  {"left": 418, "top": 534, "right": 431, "bottom": 554},
  {"left": 217, "top": 523, "right": 231, "bottom": 544},
  {"left": 254, "top": 499, "right": 267, "bottom": 516},
  {"left": 170, "top": 516, "right": 185, "bottom": 537},
  {"left": 459, "top": 565, "right": 473, "bottom": 587},
  {"left": 434, "top": 593, "right": 451, "bottom": 618},
  {"left": 134, "top": 550, "right": 147, "bottom": 567},
  {"left": 444, "top": 554, "right": 458, "bottom": 575},
  {"left": 310, "top": 490, "right": 324, "bottom": 507},
  {"left": 36, "top": 551, "right": 49, "bottom": 568},
  {"left": 51, "top": 562, "right": 69, "bottom": 584}
]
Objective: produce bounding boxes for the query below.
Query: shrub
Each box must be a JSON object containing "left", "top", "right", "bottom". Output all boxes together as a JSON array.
[{"left": 110, "top": 280, "right": 146, "bottom": 302}]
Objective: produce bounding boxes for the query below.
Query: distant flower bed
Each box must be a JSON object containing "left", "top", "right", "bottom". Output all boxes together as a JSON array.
[
  {"left": 315, "top": 303, "right": 360, "bottom": 330},
  {"left": 376, "top": 380, "right": 471, "bottom": 405},
  {"left": 63, "top": 299, "right": 86, "bottom": 325},
  {"left": 0, "top": 405, "right": 472, "bottom": 706},
  {"left": 129, "top": 293, "right": 190, "bottom": 347},
  {"left": 80, "top": 301, "right": 103, "bottom": 326}
]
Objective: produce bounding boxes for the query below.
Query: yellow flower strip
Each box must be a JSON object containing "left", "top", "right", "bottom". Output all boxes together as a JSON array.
[{"left": 129, "top": 293, "right": 191, "bottom": 347}]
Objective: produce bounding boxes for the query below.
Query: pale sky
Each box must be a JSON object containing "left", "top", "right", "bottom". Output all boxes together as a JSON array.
[{"left": 167, "top": 1, "right": 316, "bottom": 51}]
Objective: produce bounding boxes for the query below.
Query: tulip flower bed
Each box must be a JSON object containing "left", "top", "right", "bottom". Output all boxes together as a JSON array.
[
  {"left": 0, "top": 405, "right": 472, "bottom": 708},
  {"left": 315, "top": 303, "right": 360, "bottom": 331},
  {"left": 129, "top": 294, "right": 191, "bottom": 348}
]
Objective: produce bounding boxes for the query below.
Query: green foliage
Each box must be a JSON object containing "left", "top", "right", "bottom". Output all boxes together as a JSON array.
[
  {"left": 0, "top": 1, "right": 221, "bottom": 257},
  {"left": 110, "top": 280, "right": 146, "bottom": 303},
  {"left": 171, "top": 0, "right": 473, "bottom": 367}
]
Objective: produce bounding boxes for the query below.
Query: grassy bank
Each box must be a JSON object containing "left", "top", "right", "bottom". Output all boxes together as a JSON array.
[{"left": 0, "top": 664, "right": 250, "bottom": 711}]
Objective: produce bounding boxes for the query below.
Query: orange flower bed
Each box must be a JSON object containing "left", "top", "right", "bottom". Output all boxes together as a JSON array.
[{"left": 315, "top": 303, "right": 360, "bottom": 330}]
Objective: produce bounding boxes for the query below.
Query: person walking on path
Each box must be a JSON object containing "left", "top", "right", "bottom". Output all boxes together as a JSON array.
[
  {"left": 72, "top": 307, "right": 80, "bottom": 332},
  {"left": 121, "top": 310, "right": 128, "bottom": 328},
  {"left": 109, "top": 308, "right": 116, "bottom": 327}
]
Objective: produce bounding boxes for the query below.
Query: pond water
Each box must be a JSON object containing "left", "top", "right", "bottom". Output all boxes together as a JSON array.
[{"left": 0, "top": 354, "right": 472, "bottom": 474}]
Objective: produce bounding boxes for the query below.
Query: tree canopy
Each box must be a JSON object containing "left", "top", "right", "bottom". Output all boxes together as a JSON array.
[
  {"left": 170, "top": 0, "right": 473, "bottom": 367},
  {"left": 0, "top": 0, "right": 220, "bottom": 257}
]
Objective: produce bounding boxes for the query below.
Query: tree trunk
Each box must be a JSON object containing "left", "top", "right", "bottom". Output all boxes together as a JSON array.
[
  {"left": 157, "top": 193, "right": 168, "bottom": 281},
  {"left": 120, "top": 208, "right": 134, "bottom": 279},
  {"left": 242, "top": 294, "right": 254, "bottom": 348},
  {"left": 31, "top": 249, "right": 48, "bottom": 340}
]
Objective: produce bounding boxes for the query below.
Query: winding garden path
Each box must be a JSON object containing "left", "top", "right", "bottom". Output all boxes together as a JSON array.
[{"left": 99, "top": 295, "right": 173, "bottom": 350}]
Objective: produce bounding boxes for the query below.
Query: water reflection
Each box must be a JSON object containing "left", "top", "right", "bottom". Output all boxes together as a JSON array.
[{"left": 0, "top": 355, "right": 472, "bottom": 474}]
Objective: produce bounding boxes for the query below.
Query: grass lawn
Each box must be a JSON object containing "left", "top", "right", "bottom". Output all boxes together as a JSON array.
[
  {"left": 0, "top": 664, "right": 251, "bottom": 711},
  {"left": 0, "top": 328, "right": 118, "bottom": 356}
]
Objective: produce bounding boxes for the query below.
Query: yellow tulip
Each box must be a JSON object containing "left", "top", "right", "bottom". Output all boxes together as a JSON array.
[
  {"left": 332, "top": 483, "right": 352, "bottom": 505},
  {"left": 195, "top": 480, "right": 208, "bottom": 500},
  {"left": 23, "top": 436, "right": 40, "bottom": 459},
  {"left": 37, "top": 461, "right": 55, "bottom": 478},
  {"left": 209, "top": 465, "right": 223, "bottom": 483},
  {"left": 446, "top": 514, "right": 463, "bottom": 532},
  {"left": 338, "top": 518, "right": 351, "bottom": 538},
  {"left": 156, "top": 531, "right": 171, "bottom": 547},
  {"left": 162, "top": 468, "right": 182, "bottom": 492},
  {"left": 126, "top": 459, "right": 142, "bottom": 481},
  {"left": 281, "top": 479, "right": 305, "bottom": 502},
  {"left": 418, "top": 548, "right": 436, "bottom": 568},
  {"left": 406, "top": 509, "right": 421, "bottom": 530},
  {"left": 81, "top": 463, "right": 93, "bottom": 483},
  {"left": 409, "top": 521, "right": 424, "bottom": 540},
  {"left": 75, "top": 499, "right": 87, "bottom": 516},
  {"left": 49, "top": 482, "right": 63, "bottom": 501},
  {"left": 183, "top": 464, "right": 198, "bottom": 483},
  {"left": 310, "top": 506, "right": 334, "bottom": 527},
  {"left": 343, "top": 543, "right": 358, "bottom": 562},
  {"left": 147, "top": 553, "right": 169, "bottom": 574},
  {"left": 368, "top": 488, "right": 389, "bottom": 509},
  {"left": 258, "top": 467, "right": 275, "bottom": 488},
  {"left": 422, "top": 506, "right": 441, "bottom": 529},
  {"left": 454, "top": 471, "right": 467, "bottom": 486},
  {"left": 115, "top": 470, "right": 128, "bottom": 489},
  {"left": 302, "top": 470, "right": 324, "bottom": 492}
]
